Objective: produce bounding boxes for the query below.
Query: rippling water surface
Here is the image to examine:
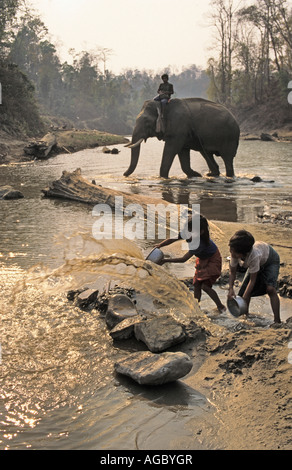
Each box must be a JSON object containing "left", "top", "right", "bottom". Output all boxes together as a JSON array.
[{"left": 0, "top": 138, "right": 291, "bottom": 449}]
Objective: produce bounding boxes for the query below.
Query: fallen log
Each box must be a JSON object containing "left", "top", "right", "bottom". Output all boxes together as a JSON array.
[
  {"left": 42, "top": 169, "right": 224, "bottom": 241},
  {"left": 24, "top": 133, "right": 57, "bottom": 159},
  {"left": 42, "top": 168, "right": 170, "bottom": 211}
]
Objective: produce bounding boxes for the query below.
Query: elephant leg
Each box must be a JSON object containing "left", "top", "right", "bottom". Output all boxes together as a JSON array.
[
  {"left": 200, "top": 150, "right": 220, "bottom": 176},
  {"left": 178, "top": 148, "right": 202, "bottom": 177},
  {"left": 159, "top": 141, "right": 181, "bottom": 178},
  {"left": 223, "top": 156, "right": 235, "bottom": 178}
]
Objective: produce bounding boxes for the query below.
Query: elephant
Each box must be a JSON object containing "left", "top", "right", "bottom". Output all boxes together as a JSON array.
[{"left": 124, "top": 98, "right": 240, "bottom": 178}]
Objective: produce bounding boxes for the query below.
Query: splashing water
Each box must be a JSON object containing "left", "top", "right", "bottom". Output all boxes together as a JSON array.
[
  {"left": 10, "top": 233, "right": 203, "bottom": 321},
  {"left": 0, "top": 231, "right": 214, "bottom": 449}
]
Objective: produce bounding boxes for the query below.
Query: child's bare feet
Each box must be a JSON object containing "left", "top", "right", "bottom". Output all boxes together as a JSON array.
[{"left": 218, "top": 305, "right": 226, "bottom": 313}]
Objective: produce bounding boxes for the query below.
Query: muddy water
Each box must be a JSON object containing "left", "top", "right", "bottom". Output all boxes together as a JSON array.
[{"left": 0, "top": 138, "right": 291, "bottom": 449}]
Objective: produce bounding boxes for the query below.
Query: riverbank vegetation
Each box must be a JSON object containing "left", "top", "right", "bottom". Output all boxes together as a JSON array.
[
  {"left": 0, "top": 0, "right": 291, "bottom": 140},
  {"left": 207, "top": 0, "right": 292, "bottom": 131}
]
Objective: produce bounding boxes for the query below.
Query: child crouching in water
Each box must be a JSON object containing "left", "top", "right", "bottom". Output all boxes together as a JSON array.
[
  {"left": 228, "top": 229, "right": 281, "bottom": 324},
  {"left": 156, "top": 215, "right": 226, "bottom": 312}
]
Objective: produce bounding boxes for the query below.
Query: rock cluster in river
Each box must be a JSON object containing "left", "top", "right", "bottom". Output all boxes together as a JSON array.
[
  {"left": 257, "top": 211, "right": 292, "bottom": 227},
  {"left": 68, "top": 286, "right": 204, "bottom": 385}
]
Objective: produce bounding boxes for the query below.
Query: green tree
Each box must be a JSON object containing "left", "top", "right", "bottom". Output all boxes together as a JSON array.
[
  {"left": 207, "top": 0, "right": 292, "bottom": 105},
  {"left": 0, "top": 0, "right": 21, "bottom": 56}
]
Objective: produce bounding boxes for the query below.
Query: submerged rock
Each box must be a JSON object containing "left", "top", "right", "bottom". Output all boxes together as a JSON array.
[
  {"left": 0, "top": 185, "right": 24, "bottom": 200},
  {"left": 134, "top": 314, "right": 186, "bottom": 352},
  {"left": 114, "top": 350, "right": 193, "bottom": 385},
  {"left": 102, "top": 147, "right": 120, "bottom": 154}
]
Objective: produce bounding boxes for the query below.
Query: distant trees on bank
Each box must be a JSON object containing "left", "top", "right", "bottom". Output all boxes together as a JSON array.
[
  {"left": 0, "top": 0, "right": 291, "bottom": 136},
  {"left": 0, "top": 2, "right": 208, "bottom": 135},
  {"left": 207, "top": 0, "right": 292, "bottom": 106}
]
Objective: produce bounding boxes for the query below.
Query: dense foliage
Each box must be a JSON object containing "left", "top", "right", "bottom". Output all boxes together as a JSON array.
[
  {"left": 207, "top": 0, "right": 292, "bottom": 106},
  {"left": 7, "top": 16, "right": 208, "bottom": 133},
  {"left": 0, "top": 7, "right": 208, "bottom": 135},
  {"left": 0, "top": 61, "right": 45, "bottom": 135}
]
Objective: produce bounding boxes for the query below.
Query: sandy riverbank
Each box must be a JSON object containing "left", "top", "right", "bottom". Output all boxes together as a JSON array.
[
  {"left": 0, "top": 129, "right": 129, "bottom": 164},
  {"left": 1, "top": 125, "right": 292, "bottom": 166}
]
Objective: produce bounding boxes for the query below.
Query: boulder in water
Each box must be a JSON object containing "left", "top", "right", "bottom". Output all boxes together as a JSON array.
[
  {"left": 114, "top": 350, "right": 193, "bottom": 385},
  {"left": 0, "top": 185, "right": 24, "bottom": 200},
  {"left": 134, "top": 314, "right": 186, "bottom": 352},
  {"left": 105, "top": 294, "right": 138, "bottom": 329}
]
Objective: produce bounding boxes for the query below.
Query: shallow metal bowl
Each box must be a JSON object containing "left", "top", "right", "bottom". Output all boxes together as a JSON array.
[
  {"left": 146, "top": 248, "right": 164, "bottom": 265},
  {"left": 227, "top": 296, "right": 248, "bottom": 317}
]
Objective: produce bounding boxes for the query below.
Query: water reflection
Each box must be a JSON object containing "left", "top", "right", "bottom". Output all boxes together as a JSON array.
[
  {"left": 161, "top": 187, "right": 238, "bottom": 222},
  {"left": 116, "top": 375, "right": 209, "bottom": 409}
]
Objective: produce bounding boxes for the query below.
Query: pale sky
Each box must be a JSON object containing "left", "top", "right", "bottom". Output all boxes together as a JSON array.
[{"left": 28, "top": 0, "right": 213, "bottom": 74}]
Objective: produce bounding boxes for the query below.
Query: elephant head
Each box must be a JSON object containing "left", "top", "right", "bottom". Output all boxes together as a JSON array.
[{"left": 124, "top": 101, "right": 162, "bottom": 177}]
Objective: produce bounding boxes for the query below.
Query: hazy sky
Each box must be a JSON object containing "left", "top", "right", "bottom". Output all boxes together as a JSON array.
[{"left": 29, "top": 0, "right": 213, "bottom": 74}]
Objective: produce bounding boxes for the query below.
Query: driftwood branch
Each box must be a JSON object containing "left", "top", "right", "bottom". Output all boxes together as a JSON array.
[
  {"left": 24, "top": 133, "right": 57, "bottom": 159},
  {"left": 42, "top": 168, "right": 224, "bottom": 241},
  {"left": 42, "top": 168, "right": 169, "bottom": 212}
]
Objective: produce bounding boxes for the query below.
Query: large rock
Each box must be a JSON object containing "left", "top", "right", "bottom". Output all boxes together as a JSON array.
[
  {"left": 105, "top": 294, "right": 138, "bottom": 329},
  {"left": 134, "top": 315, "right": 186, "bottom": 352},
  {"left": 114, "top": 351, "right": 193, "bottom": 385}
]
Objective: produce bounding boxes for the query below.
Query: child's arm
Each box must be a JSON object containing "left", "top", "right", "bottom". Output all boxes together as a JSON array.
[
  {"left": 228, "top": 265, "right": 237, "bottom": 299},
  {"left": 242, "top": 272, "right": 258, "bottom": 304},
  {"left": 161, "top": 251, "right": 193, "bottom": 264},
  {"left": 155, "top": 237, "right": 179, "bottom": 248}
]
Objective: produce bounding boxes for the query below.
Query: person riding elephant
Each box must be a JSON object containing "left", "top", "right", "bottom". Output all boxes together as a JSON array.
[
  {"left": 154, "top": 74, "right": 174, "bottom": 117},
  {"left": 124, "top": 98, "right": 240, "bottom": 179}
]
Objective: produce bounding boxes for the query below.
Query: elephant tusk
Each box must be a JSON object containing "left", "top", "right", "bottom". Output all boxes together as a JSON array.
[{"left": 126, "top": 138, "right": 144, "bottom": 149}]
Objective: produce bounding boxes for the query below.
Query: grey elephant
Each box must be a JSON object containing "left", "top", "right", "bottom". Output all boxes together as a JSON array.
[{"left": 124, "top": 98, "right": 240, "bottom": 178}]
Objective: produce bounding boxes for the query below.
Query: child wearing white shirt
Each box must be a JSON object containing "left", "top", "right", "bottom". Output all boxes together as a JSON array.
[{"left": 228, "top": 230, "right": 281, "bottom": 324}]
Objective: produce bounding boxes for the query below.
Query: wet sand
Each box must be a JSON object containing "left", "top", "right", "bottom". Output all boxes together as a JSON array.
[{"left": 180, "top": 220, "right": 292, "bottom": 450}]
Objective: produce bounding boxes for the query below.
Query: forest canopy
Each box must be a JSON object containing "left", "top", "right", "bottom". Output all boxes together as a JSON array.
[{"left": 0, "top": 0, "right": 291, "bottom": 136}]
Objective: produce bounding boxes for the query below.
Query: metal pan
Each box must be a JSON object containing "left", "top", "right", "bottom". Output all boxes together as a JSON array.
[
  {"left": 146, "top": 248, "right": 164, "bottom": 265},
  {"left": 227, "top": 296, "right": 248, "bottom": 317}
]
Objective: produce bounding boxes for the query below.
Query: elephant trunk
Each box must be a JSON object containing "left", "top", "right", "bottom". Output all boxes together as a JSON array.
[
  {"left": 124, "top": 131, "right": 144, "bottom": 176},
  {"left": 123, "top": 144, "right": 141, "bottom": 177}
]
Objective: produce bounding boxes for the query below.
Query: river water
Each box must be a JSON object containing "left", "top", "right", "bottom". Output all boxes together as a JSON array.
[{"left": 0, "top": 138, "right": 291, "bottom": 450}]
